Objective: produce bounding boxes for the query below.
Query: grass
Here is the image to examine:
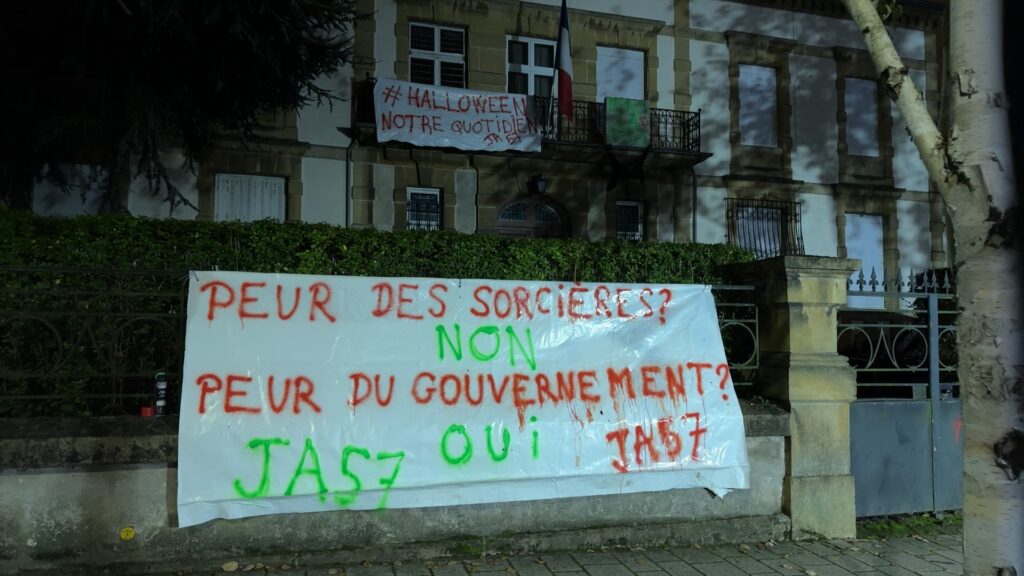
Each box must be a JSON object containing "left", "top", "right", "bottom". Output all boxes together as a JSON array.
[{"left": 857, "top": 511, "right": 963, "bottom": 539}]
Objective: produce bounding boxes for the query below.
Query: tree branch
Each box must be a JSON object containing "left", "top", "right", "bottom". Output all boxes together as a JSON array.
[{"left": 840, "top": 0, "right": 982, "bottom": 223}]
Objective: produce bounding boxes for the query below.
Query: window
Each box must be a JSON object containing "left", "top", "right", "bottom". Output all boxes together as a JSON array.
[
  {"left": 615, "top": 201, "right": 643, "bottom": 241},
  {"left": 726, "top": 197, "right": 805, "bottom": 260},
  {"left": 409, "top": 23, "right": 465, "bottom": 88},
  {"left": 407, "top": 187, "right": 441, "bottom": 230},
  {"left": 507, "top": 36, "right": 556, "bottom": 96},
  {"left": 738, "top": 64, "right": 777, "bottom": 147},
  {"left": 844, "top": 213, "right": 885, "bottom": 309},
  {"left": 32, "top": 164, "right": 106, "bottom": 217},
  {"left": 844, "top": 78, "right": 880, "bottom": 157},
  {"left": 597, "top": 47, "right": 645, "bottom": 102},
  {"left": 214, "top": 174, "right": 285, "bottom": 222},
  {"left": 497, "top": 198, "right": 566, "bottom": 238}
]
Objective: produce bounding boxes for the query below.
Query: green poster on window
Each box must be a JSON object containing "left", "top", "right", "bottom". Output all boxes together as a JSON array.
[{"left": 605, "top": 97, "right": 651, "bottom": 148}]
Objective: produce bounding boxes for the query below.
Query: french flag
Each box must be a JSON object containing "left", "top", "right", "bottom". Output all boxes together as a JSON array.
[{"left": 555, "top": 0, "right": 573, "bottom": 120}]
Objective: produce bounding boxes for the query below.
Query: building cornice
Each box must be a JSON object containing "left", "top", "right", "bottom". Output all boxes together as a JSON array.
[{"left": 719, "top": 0, "right": 945, "bottom": 31}]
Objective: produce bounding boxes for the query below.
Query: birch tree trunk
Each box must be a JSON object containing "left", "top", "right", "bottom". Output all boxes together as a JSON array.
[{"left": 841, "top": 1, "right": 1022, "bottom": 574}]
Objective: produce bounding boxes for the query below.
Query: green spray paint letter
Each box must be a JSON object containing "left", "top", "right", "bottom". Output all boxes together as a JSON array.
[
  {"left": 335, "top": 445, "right": 371, "bottom": 507},
  {"left": 435, "top": 324, "right": 537, "bottom": 369},
  {"left": 374, "top": 450, "right": 405, "bottom": 509},
  {"left": 233, "top": 437, "right": 290, "bottom": 499},
  {"left": 285, "top": 438, "right": 328, "bottom": 501},
  {"left": 441, "top": 424, "right": 473, "bottom": 465},
  {"left": 485, "top": 424, "right": 511, "bottom": 462}
]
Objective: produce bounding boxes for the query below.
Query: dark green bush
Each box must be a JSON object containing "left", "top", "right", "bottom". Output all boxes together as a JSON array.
[
  {"left": 0, "top": 207, "right": 752, "bottom": 282},
  {"left": 0, "top": 207, "right": 752, "bottom": 416}
]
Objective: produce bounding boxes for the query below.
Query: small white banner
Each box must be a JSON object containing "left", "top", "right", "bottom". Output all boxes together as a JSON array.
[
  {"left": 176, "top": 272, "right": 749, "bottom": 527},
  {"left": 373, "top": 79, "right": 543, "bottom": 152}
]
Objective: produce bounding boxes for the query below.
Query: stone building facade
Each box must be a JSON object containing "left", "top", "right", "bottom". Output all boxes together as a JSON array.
[
  {"left": 33, "top": 0, "right": 949, "bottom": 283},
  {"left": 340, "top": 0, "right": 947, "bottom": 281}
]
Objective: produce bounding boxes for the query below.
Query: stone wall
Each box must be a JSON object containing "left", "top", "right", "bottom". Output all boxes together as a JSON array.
[
  {"left": 0, "top": 254, "right": 874, "bottom": 573},
  {"left": 0, "top": 403, "right": 788, "bottom": 575}
]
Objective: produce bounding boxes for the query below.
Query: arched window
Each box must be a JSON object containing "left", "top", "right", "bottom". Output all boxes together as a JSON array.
[{"left": 497, "top": 198, "right": 568, "bottom": 238}]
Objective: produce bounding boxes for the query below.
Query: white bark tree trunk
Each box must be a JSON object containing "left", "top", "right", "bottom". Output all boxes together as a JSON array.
[{"left": 841, "top": 1, "right": 1022, "bottom": 574}]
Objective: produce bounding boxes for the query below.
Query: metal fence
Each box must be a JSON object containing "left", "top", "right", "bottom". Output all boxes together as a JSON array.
[
  {"left": 0, "top": 267, "right": 760, "bottom": 416},
  {"left": 712, "top": 285, "right": 759, "bottom": 388},
  {"left": 406, "top": 190, "right": 442, "bottom": 231},
  {"left": 841, "top": 267, "right": 962, "bottom": 517},
  {"left": 0, "top": 267, "right": 188, "bottom": 417},
  {"left": 838, "top": 268, "right": 958, "bottom": 399},
  {"left": 649, "top": 107, "right": 701, "bottom": 153}
]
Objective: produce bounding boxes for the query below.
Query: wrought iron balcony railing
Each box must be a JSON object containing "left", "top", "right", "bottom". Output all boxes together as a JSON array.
[
  {"left": 532, "top": 96, "right": 701, "bottom": 153},
  {"left": 726, "top": 197, "right": 806, "bottom": 260},
  {"left": 352, "top": 80, "right": 702, "bottom": 154}
]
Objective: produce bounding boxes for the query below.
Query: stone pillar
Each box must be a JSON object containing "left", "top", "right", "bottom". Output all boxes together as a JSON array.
[
  {"left": 656, "top": 183, "right": 675, "bottom": 242},
  {"left": 727, "top": 256, "right": 860, "bottom": 540},
  {"left": 454, "top": 168, "right": 477, "bottom": 234},
  {"left": 586, "top": 180, "right": 607, "bottom": 241},
  {"left": 371, "top": 163, "right": 395, "bottom": 231}
]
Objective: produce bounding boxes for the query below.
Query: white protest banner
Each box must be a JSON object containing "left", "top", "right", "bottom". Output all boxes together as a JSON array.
[
  {"left": 177, "top": 272, "right": 749, "bottom": 527},
  {"left": 373, "top": 79, "right": 543, "bottom": 152}
]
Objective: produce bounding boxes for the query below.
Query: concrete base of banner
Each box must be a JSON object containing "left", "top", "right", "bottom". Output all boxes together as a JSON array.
[
  {"left": 0, "top": 405, "right": 789, "bottom": 575},
  {"left": 19, "top": 514, "right": 792, "bottom": 576}
]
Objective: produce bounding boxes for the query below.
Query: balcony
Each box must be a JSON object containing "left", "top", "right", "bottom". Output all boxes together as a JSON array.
[
  {"left": 350, "top": 80, "right": 706, "bottom": 161},
  {"left": 530, "top": 97, "right": 702, "bottom": 154}
]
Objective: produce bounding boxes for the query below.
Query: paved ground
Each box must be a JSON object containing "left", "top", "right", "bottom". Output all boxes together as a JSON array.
[{"left": 197, "top": 533, "right": 965, "bottom": 576}]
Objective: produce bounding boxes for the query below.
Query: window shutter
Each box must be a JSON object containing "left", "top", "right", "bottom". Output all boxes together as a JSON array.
[{"left": 214, "top": 174, "right": 286, "bottom": 222}]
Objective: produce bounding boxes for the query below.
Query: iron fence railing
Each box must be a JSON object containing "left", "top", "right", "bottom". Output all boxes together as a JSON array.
[
  {"left": 352, "top": 79, "right": 702, "bottom": 154},
  {"left": 712, "top": 285, "right": 759, "bottom": 388},
  {"left": 838, "top": 268, "right": 958, "bottom": 399},
  {"left": 532, "top": 96, "right": 606, "bottom": 146},
  {"left": 1, "top": 267, "right": 760, "bottom": 416},
  {"left": 649, "top": 107, "right": 701, "bottom": 153},
  {"left": 0, "top": 267, "right": 188, "bottom": 417},
  {"left": 406, "top": 191, "right": 442, "bottom": 231},
  {"left": 533, "top": 96, "right": 702, "bottom": 153}
]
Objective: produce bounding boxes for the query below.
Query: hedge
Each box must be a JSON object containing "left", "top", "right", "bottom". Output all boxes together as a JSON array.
[
  {"left": 0, "top": 208, "right": 753, "bottom": 416},
  {"left": 0, "top": 207, "right": 753, "bottom": 283}
]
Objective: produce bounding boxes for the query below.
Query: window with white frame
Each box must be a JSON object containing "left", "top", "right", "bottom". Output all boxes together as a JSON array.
[
  {"left": 213, "top": 173, "right": 286, "bottom": 222},
  {"left": 407, "top": 187, "right": 442, "bottom": 230},
  {"left": 506, "top": 36, "right": 556, "bottom": 96},
  {"left": 615, "top": 201, "right": 643, "bottom": 241},
  {"left": 409, "top": 23, "right": 466, "bottom": 88},
  {"left": 844, "top": 77, "right": 880, "bottom": 157},
  {"left": 738, "top": 64, "right": 778, "bottom": 147}
]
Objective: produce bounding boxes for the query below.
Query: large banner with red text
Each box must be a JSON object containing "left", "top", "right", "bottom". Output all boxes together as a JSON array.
[
  {"left": 373, "top": 78, "right": 543, "bottom": 152},
  {"left": 176, "top": 271, "right": 749, "bottom": 527}
]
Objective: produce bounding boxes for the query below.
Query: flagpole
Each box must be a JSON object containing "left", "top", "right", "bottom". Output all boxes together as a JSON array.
[
  {"left": 546, "top": 77, "right": 556, "bottom": 139},
  {"left": 550, "top": 0, "right": 576, "bottom": 138},
  {"left": 548, "top": 0, "right": 562, "bottom": 138}
]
